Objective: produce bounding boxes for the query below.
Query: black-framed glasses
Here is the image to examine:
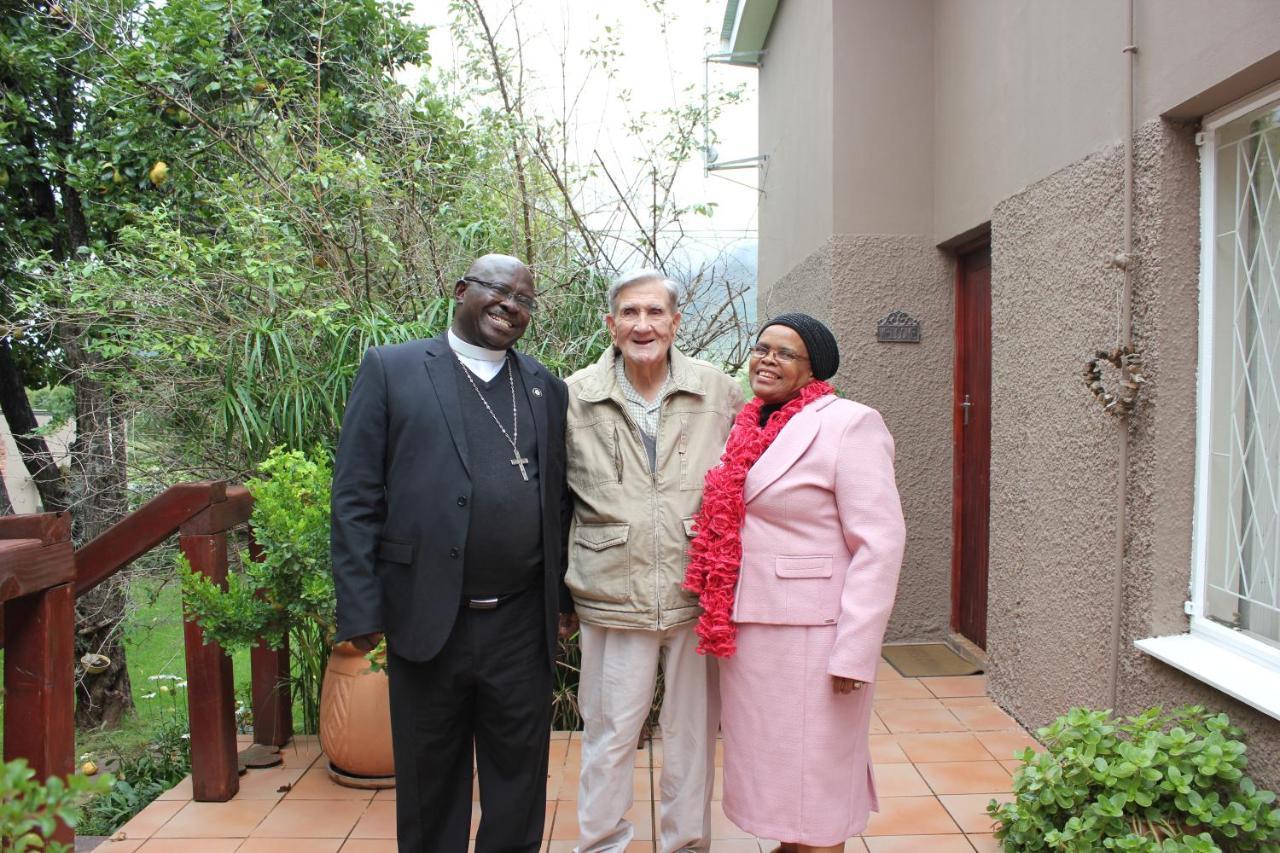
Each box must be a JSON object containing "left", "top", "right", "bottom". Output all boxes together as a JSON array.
[
  {"left": 461, "top": 276, "right": 538, "bottom": 313},
  {"left": 748, "top": 344, "right": 809, "bottom": 364}
]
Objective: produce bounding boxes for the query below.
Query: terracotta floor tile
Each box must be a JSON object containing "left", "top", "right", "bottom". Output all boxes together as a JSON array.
[
  {"left": 339, "top": 841, "right": 399, "bottom": 852},
  {"left": 349, "top": 800, "right": 398, "bottom": 839},
  {"left": 896, "top": 733, "right": 993, "bottom": 763},
  {"left": 249, "top": 799, "right": 369, "bottom": 838},
  {"left": 868, "top": 712, "right": 888, "bottom": 735},
  {"left": 868, "top": 735, "right": 910, "bottom": 764},
  {"left": 967, "top": 833, "right": 1001, "bottom": 852},
  {"left": 97, "top": 840, "right": 144, "bottom": 852},
  {"left": 555, "top": 764, "right": 582, "bottom": 800},
  {"left": 875, "top": 698, "right": 949, "bottom": 713},
  {"left": 152, "top": 800, "right": 275, "bottom": 838},
  {"left": 624, "top": 803, "right": 655, "bottom": 840},
  {"left": 548, "top": 800, "right": 579, "bottom": 840},
  {"left": 917, "top": 762, "right": 1013, "bottom": 795},
  {"left": 920, "top": 676, "right": 988, "bottom": 699},
  {"left": 948, "top": 703, "right": 1023, "bottom": 732},
  {"left": 974, "top": 731, "right": 1043, "bottom": 762},
  {"left": 565, "top": 739, "right": 583, "bottom": 766},
  {"left": 1000, "top": 759, "right": 1025, "bottom": 775},
  {"left": 872, "top": 763, "right": 932, "bottom": 797},
  {"left": 234, "top": 764, "right": 309, "bottom": 800},
  {"left": 876, "top": 660, "right": 905, "bottom": 681},
  {"left": 634, "top": 766, "right": 656, "bottom": 800},
  {"left": 707, "top": 840, "right": 761, "bottom": 852},
  {"left": 156, "top": 776, "right": 193, "bottom": 801},
  {"left": 548, "top": 739, "right": 570, "bottom": 767},
  {"left": 938, "top": 794, "right": 1001, "bottom": 834},
  {"left": 283, "top": 766, "right": 376, "bottom": 800},
  {"left": 710, "top": 800, "right": 752, "bottom": 839},
  {"left": 862, "top": 796, "right": 961, "bottom": 836},
  {"left": 117, "top": 798, "right": 186, "bottom": 839},
  {"left": 550, "top": 729, "right": 572, "bottom": 740},
  {"left": 714, "top": 765, "right": 725, "bottom": 800},
  {"left": 135, "top": 840, "right": 241, "bottom": 852},
  {"left": 863, "top": 835, "right": 974, "bottom": 852},
  {"left": 238, "top": 839, "right": 343, "bottom": 853},
  {"left": 373, "top": 786, "right": 396, "bottom": 801},
  {"left": 872, "top": 679, "right": 933, "bottom": 700},
  {"left": 882, "top": 706, "right": 967, "bottom": 735}
]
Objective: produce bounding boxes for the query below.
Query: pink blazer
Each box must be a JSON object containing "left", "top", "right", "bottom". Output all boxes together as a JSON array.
[{"left": 731, "top": 395, "right": 906, "bottom": 682}]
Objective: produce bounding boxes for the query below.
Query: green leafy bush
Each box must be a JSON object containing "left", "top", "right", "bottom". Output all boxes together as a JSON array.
[
  {"left": 180, "top": 446, "right": 334, "bottom": 732},
  {"left": 77, "top": 686, "right": 192, "bottom": 837},
  {"left": 1, "top": 759, "right": 112, "bottom": 851},
  {"left": 988, "top": 705, "right": 1280, "bottom": 851}
]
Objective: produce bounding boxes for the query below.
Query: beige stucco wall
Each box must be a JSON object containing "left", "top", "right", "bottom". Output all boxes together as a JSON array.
[
  {"left": 986, "top": 118, "right": 1279, "bottom": 789},
  {"left": 756, "top": 0, "right": 834, "bottom": 288},
  {"left": 933, "top": 0, "right": 1280, "bottom": 241}
]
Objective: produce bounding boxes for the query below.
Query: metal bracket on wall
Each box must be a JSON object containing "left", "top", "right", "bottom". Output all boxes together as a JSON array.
[{"left": 703, "top": 50, "right": 768, "bottom": 188}]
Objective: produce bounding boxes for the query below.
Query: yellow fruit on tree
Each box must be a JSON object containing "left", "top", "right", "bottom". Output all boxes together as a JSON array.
[
  {"left": 148, "top": 160, "right": 170, "bottom": 186},
  {"left": 81, "top": 761, "right": 98, "bottom": 776}
]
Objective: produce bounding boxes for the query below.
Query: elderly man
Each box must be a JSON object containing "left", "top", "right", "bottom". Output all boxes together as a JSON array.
[
  {"left": 565, "top": 270, "right": 743, "bottom": 852},
  {"left": 331, "top": 254, "right": 571, "bottom": 852}
]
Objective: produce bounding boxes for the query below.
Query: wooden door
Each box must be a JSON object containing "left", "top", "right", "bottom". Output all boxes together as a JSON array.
[{"left": 952, "top": 243, "right": 991, "bottom": 648}]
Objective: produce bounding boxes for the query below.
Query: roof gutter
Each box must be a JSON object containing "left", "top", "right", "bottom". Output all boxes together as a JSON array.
[{"left": 719, "top": 0, "right": 778, "bottom": 66}]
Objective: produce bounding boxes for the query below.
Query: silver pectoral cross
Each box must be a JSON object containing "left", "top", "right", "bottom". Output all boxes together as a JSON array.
[{"left": 511, "top": 453, "right": 530, "bottom": 481}]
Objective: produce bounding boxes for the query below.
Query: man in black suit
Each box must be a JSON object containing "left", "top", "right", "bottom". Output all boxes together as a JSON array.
[{"left": 331, "top": 254, "right": 572, "bottom": 851}]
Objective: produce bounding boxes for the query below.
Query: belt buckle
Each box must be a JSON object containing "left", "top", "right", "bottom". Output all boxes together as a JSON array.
[{"left": 468, "top": 596, "right": 500, "bottom": 610}]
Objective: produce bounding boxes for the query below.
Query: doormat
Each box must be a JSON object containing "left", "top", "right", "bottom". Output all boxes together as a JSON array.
[{"left": 882, "top": 643, "right": 984, "bottom": 678}]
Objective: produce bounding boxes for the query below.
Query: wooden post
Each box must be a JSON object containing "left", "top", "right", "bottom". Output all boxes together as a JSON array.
[
  {"left": 246, "top": 533, "right": 292, "bottom": 748},
  {"left": 3, "top": 583, "right": 75, "bottom": 846},
  {"left": 179, "top": 532, "right": 240, "bottom": 801}
]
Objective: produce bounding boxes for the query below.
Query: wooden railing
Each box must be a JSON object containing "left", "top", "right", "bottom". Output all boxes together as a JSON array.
[{"left": 1, "top": 481, "right": 291, "bottom": 843}]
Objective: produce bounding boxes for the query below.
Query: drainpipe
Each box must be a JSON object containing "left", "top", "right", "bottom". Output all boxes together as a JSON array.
[{"left": 1107, "top": 0, "right": 1138, "bottom": 710}]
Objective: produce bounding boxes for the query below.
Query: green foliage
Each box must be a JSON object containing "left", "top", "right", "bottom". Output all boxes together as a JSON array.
[
  {"left": 78, "top": 705, "right": 191, "bottom": 838},
  {"left": 25, "top": 385, "right": 74, "bottom": 435},
  {"left": 0, "top": 760, "right": 113, "bottom": 851},
  {"left": 988, "top": 705, "right": 1280, "bottom": 851},
  {"left": 179, "top": 446, "right": 333, "bottom": 731}
]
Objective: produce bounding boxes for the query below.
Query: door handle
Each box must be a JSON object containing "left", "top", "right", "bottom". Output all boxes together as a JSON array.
[{"left": 961, "top": 394, "right": 971, "bottom": 426}]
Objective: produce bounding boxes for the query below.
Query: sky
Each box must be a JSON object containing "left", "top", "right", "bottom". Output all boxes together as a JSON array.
[{"left": 404, "top": 0, "right": 761, "bottom": 274}]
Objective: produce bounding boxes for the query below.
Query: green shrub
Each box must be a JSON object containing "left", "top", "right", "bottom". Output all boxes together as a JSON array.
[
  {"left": 988, "top": 705, "right": 1280, "bottom": 851},
  {"left": 1, "top": 759, "right": 112, "bottom": 851},
  {"left": 180, "top": 446, "right": 334, "bottom": 733}
]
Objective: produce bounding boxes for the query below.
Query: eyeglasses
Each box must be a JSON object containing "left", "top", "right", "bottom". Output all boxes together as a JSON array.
[
  {"left": 461, "top": 276, "right": 538, "bottom": 313},
  {"left": 749, "top": 344, "right": 809, "bottom": 364}
]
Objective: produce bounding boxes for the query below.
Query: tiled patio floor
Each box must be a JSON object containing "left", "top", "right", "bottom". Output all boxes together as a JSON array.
[{"left": 98, "top": 660, "right": 1040, "bottom": 851}]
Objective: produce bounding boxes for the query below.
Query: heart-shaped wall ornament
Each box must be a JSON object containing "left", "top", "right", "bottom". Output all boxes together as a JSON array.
[{"left": 1083, "top": 345, "right": 1145, "bottom": 416}]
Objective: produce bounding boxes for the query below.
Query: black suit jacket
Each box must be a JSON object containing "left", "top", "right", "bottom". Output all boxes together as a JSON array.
[{"left": 331, "top": 333, "right": 572, "bottom": 666}]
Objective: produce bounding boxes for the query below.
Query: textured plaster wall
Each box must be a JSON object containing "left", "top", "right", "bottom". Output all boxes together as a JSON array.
[
  {"left": 759, "top": 235, "right": 954, "bottom": 644},
  {"left": 987, "top": 119, "right": 1280, "bottom": 788}
]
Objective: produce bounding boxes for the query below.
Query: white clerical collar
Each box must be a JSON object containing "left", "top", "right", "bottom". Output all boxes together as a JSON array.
[{"left": 448, "top": 329, "right": 507, "bottom": 362}]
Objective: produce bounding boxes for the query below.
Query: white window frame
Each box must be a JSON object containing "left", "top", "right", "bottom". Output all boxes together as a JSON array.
[{"left": 1138, "top": 82, "right": 1280, "bottom": 721}]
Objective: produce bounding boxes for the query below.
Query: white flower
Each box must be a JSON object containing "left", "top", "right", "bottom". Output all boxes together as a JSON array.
[{"left": 141, "top": 692, "right": 157, "bottom": 700}]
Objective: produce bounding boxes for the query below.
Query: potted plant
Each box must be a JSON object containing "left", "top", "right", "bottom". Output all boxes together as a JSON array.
[
  {"left": 180, "top": 447, "right": 393, "bottom": 787},
  {"left": 988, "top": 705, "right": 1280, "bottom": 851}
]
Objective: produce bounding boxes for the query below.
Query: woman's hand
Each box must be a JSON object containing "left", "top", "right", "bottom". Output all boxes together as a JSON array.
[{"left": 832, "top": 676, "right": 865, "bottom": 694}]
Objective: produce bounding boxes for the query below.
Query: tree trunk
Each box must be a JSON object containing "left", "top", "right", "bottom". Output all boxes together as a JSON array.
[
  {"left": 0, "top": 340, "right": 69, "bottom": 512},
  {"left": 69, "top": 369, "right": 133, "bottom": 729}
]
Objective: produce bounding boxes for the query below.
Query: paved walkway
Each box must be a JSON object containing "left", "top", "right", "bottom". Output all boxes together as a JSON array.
[{"left": 98, "top": 661, "right": 1040, "bottom": 851}]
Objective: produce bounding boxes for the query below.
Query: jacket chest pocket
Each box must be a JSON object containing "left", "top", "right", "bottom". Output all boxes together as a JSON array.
[
  {"left": 568, "top": 422, "right": 624, "bottom": 490},
  {"left": 676, "top": 414, "right": 725, "bottom": 491},
  {"left": 775, "top": 555, "right": 840, "bottom": 625}
]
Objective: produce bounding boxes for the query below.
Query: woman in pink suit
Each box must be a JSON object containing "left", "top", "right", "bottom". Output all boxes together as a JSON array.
[{"left": 684, "top": 313, "right": 905, "bottom": 851}]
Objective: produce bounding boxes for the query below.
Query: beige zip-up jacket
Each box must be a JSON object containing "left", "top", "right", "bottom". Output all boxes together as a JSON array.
[{"left": 565, "top": 346, "right": 743, "bottom": 629}]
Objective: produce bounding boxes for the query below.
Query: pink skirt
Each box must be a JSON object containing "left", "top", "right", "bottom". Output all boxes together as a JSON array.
[{"left": 719, "top": 622, "right": 879, "bottom": 845}]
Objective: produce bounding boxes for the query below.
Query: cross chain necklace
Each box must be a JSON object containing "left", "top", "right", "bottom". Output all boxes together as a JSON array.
[{"left": 456, "top": 356, "right": 531, "bottom": 480}]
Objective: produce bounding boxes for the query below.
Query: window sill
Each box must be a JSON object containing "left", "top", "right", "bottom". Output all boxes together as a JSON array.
[{"left": 1135, "top": 634, "right": 1280, "bottom": 721}]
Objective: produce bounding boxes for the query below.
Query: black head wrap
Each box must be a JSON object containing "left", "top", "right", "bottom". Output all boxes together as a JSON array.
[{"left": 761, "top": 312, "right": 840, "bottom": 380}]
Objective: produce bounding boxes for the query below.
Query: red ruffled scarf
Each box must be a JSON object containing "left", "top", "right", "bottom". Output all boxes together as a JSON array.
[{"left": 683, "top": 379, "right": 834, "bottom": 657}]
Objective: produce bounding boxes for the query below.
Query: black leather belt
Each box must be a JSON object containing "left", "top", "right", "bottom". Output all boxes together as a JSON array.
[{"left": 464, "top": 591, "right": 522, "bottom": 610}]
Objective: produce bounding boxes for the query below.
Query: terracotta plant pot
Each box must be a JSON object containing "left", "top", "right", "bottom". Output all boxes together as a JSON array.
[{"left": 319, "top": 641, "right": 395, "bottom": 788}]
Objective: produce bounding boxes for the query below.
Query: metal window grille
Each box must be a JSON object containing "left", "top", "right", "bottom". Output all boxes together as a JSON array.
[{"left": 1202, "top": 96, "right": 1280, "bottom": 650}]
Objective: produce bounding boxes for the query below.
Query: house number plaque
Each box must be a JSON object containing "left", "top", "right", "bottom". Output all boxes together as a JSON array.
[{"left": 876, "top": 310, "right": 921, "bottom": 343}]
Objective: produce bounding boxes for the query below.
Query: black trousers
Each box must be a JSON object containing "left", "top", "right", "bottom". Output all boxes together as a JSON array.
[{"left": 387, "top": 586, "right": 552, "bottom": 853}]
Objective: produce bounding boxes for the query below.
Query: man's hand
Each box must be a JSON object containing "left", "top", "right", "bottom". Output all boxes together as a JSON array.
[
  {"left": 832, "top": 676, "right": 866, "bottom": 694},
  {"left": 350, "top": 632, "right": 383, "bottom": 653},
  {"left": 558, "top": 613, "right": 579, "bottom": 641}
]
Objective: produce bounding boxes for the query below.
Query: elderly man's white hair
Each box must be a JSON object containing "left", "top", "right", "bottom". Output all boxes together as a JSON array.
[{"left": 607, "top": 269, "right": 681, "bottom": 313}]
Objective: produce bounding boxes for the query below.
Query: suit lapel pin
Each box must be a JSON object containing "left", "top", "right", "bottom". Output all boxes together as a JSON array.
[{"left": 532, "top": 387, "right": 543, "bottom": 397}]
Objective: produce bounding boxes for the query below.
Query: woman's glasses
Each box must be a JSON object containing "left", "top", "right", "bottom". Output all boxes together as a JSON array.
[{"left": 748, "top": 344, "right": 809, "bottom": 364}]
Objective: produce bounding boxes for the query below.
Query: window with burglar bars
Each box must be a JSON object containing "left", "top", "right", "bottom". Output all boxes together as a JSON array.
[{"left": 1196, "top": 88, "right": 1280, "bottom": 659}]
